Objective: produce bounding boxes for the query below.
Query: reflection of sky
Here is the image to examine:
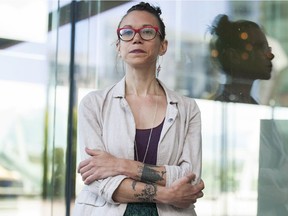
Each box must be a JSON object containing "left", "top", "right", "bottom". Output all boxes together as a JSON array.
[
  {"left": 0, "top": 0, "right": 48, "bottom": 42},
  {"left": 110, "top": 0, "right": 228, "bottom": 35},
  {"left": 157, "top": 1, "right": 228, "bottom": 36},
  {"left": 0, "top": 1, "right": 229, "bottom": 84},
  {"left": 52, "top": 1, "right": 228, "bottom": 52}
]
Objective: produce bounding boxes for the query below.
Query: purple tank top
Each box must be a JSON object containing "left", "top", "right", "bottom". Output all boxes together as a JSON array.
[{"left": 134, "top": 119, "right": 164, "bottom": 165}]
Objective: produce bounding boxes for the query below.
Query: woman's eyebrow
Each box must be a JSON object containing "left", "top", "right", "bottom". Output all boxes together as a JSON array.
[
  {"left": 120, "top": 25, "right": 132, "bottom": 28},
  {"left": 120, "top": 24, "right": 154, "bottom": 28}
]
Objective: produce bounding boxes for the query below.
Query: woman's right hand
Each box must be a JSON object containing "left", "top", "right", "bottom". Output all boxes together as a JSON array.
[{"left": 160, "top": 173, "right": 204, "bottom": 209}]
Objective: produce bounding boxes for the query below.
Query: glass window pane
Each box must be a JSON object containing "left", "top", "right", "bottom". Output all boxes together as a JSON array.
[
  {"left": 74, "top": 1, "right": 288, "bottom": 216},
  {"left": 2, "top": 1, "right": 288, "bottom": 216}
]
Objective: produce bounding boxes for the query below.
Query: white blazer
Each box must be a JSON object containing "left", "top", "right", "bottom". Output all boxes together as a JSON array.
[{"left": 73, "top": 77, "right": 202, "bottom": 216}]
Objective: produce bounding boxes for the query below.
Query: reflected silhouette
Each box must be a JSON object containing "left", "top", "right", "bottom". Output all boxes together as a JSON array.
[{"left": 209, "top": 14, "right": 274, "bottom": 104}]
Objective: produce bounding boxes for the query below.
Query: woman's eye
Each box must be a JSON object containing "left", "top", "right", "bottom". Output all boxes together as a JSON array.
[
  {"left": 142, "top": 29, "right": 154, "bottom": 35},
  {"left": 123, "top": 30, "right": 133, "bottom": 36}
]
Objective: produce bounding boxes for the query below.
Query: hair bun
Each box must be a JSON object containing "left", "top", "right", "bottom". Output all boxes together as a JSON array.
[
  {"left": 210, "top": 14, "right": 230, "bottom": 37},
  {"left": 154, "top": 6, "right": 162, "bottom": 16}
]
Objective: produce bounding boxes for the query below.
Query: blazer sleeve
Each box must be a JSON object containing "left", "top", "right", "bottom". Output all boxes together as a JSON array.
[
  {"left": 77, "top": 92, "right": 126, "bottom": 204},
  {"left": 164, "top": 98, "right": 202, "bottom": 186}
]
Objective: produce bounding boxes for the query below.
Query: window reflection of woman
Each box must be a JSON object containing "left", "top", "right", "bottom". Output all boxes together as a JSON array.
[
  {"left": 209, "top": 14, "right": 274, "bottom": 104},
  {"left": 73, "top": 2, "right": 204, "bottom": 216}
]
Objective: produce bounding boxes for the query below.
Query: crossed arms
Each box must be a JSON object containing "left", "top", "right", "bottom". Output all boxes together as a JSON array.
[{"left": 78, "top": 148, "right": 204, "bottom": 209}]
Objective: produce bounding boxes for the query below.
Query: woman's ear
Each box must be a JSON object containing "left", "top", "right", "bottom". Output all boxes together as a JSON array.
[
  {"left": 159, "top": 40, "right": 168, "bottom": 56},
  {"left": 116, "top": 40, "right": 120, "bottom": 51},
  {"left": 116, "top": 40, "right": 121, "bottom": 57}
]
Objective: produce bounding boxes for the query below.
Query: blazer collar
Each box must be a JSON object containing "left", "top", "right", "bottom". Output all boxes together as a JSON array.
[{"left": 112, "top": 76, "right": 179, "bottom": 105}]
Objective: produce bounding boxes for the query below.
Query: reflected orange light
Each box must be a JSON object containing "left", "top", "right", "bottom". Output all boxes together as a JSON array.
[
  {"left": 240, "top": 32, "right": 248, "bottom": 40},
  {"left": 211, "top": 49, "right": 219, "bottom": 58}
]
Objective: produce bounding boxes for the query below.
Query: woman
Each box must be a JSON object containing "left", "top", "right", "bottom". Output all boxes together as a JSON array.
[
  {"left": 74, "top": 2, "right": 204, "bottom": 216},
  {"left": 209, "top": 14, "right": 274, "bottom": 104}
]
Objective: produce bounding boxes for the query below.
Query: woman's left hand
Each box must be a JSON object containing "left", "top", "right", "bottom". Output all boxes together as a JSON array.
[{"left": 78, "top": 148, "right": 121, "bottom": 184}]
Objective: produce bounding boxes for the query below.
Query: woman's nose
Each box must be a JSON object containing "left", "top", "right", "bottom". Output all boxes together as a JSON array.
[
  {"left": 264, "top": 46, "right": 274, "bottom": 60},
  {"left": 132, "top": 32, "right": 142, "bottom": 43},
  {"left": 267, "top": 51, "right": 274, "bottom": 60}
]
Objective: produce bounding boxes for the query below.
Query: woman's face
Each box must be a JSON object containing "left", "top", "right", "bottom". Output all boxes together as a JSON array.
[{"left": 117, "top": 10, "right": 167, "bottom": 69}]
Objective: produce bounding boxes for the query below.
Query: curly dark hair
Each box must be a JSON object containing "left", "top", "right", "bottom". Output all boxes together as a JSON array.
[{"left": 117, "top": 2, "right": 166, "bottom": 41}]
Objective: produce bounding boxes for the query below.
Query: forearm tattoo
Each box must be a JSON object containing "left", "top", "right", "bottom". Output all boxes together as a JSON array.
[
  {"left": 134, "top": 183, "right": 157, "bottom": 202},
  {"left": 138, "top": 164, "right": 166, "bottom": 183}
]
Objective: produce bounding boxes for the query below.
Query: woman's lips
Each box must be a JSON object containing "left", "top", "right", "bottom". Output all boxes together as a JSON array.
[{"left": 130, "top": 49, "right": 145, "bottom": 53}]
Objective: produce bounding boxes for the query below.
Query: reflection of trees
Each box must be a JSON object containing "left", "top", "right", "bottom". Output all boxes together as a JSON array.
[
  {"left": 0, "top": 111, "right": 43, "bottom": 197},
  {"left": 271, "top": 67, "right": 288, "bottom": 107},
  {"left": 220, "top": 162, "right": 240, "bottom": 192},
  {"left": 53, "top": 148, "right": 65, "bottom": 198},
  {"left": 258, "top": 120, "right": 288, "bottom": 216},
  {"left": 42, "top": 107, "right": 77, "bottom": 200}
]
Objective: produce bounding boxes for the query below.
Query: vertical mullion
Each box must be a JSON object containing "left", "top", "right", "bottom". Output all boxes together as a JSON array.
[{"left": 65, "top": 1, "right": 77, "bottom": 216}]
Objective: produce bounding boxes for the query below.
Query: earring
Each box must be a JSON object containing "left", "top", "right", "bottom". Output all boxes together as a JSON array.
[
  {"left": 156, "top": 56, "right": 163, "bottom": 77},
  {"left": 156, "top": 65, "right": 161, "bottom": 77}
]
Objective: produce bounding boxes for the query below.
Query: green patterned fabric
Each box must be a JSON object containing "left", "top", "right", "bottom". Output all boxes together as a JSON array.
[{"left": 124, "top": 203, "right": 158, "bottom": 216}]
